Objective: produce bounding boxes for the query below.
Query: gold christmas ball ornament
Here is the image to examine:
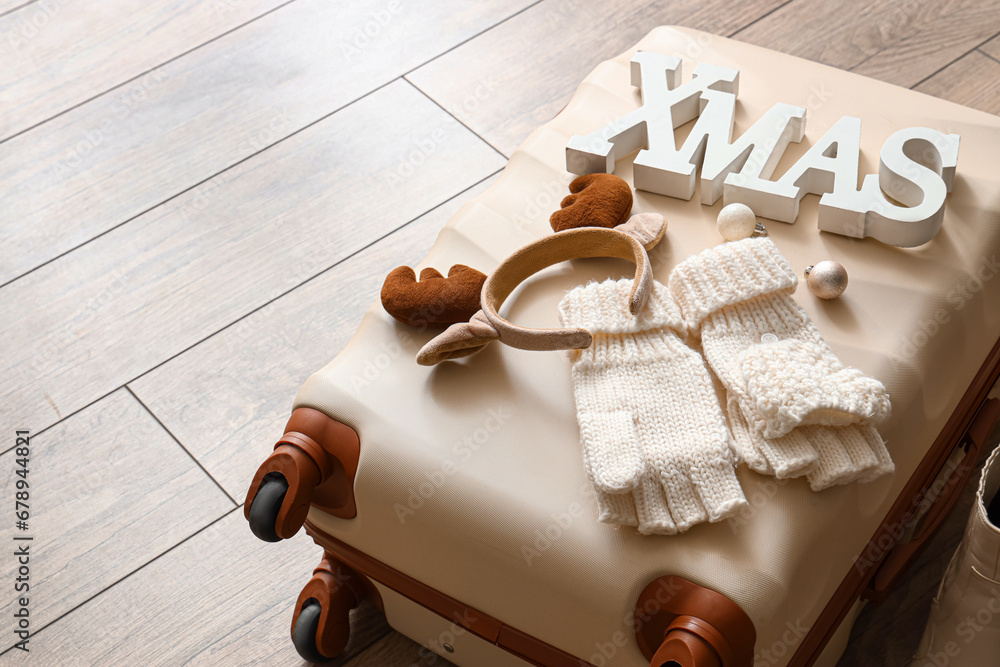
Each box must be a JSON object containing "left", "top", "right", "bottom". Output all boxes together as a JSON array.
[
  {"left": 804, "top": 261, "right": 848, "bottom": 299},
  {"left": 717, "top": 203, "right": 758, "bottom": 241}
]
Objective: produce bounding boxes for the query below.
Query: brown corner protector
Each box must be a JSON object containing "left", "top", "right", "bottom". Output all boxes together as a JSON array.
[{"left": 285, "top": 407, "right": 361, "bottom": 520}]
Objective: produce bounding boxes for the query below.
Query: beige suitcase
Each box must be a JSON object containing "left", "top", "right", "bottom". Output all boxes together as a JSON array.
[{"left": 244, "top": 27, "right": 1000, "bottom": 666}]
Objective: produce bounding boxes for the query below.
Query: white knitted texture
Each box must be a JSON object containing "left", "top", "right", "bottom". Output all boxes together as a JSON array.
[
  {"left": 668, "top": 236, "right": 798, "bottom": 332},
  {"left": 740, "top": 337, "right": 891, "bottom": 437},
  {"left": 668, "top": 238, "right": 894, "bottom": 489},
  {"left": 727, "top": 398, "right": 894, "bottom": 490},
  {"left": 559, "top": 278, "right": 747, "bottom": 535},
  {"left": 558, "top": 278, "right": 683, "bottom": 334}
]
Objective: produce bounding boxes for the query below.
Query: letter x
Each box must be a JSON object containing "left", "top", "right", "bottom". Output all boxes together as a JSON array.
[{"left": 566, "top": 51, "right": 739, "bottom": 177}]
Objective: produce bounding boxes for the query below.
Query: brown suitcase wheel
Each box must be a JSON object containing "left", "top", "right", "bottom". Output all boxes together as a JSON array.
[
  {"left": 244, "top": 408, "right": 361, "bottom": 541},
  {"left": 292, "top": 599, "right": 333, "bottom": 663},
  {"left": 291, "top": 554, "right": 364, "bottom": 663},
  {"left": 247, "top": 473, "right": 288, "bottom": 543},
  {"left": 634, "top": 576, "right": 756, "bottom": 667}
]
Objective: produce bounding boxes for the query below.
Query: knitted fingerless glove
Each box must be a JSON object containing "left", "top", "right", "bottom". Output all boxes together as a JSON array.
[
  {"left": 668, "top": 237, "right": 893, "bottom": 490},
  {"left": 559, "top": 278, "right": 747, "bottom": 535}
]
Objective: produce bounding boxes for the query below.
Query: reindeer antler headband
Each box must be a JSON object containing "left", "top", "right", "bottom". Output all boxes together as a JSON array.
[{"left": 416, "top": 211, "right": 666, "bottom": 365}]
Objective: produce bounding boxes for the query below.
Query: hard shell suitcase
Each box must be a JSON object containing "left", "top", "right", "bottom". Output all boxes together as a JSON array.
[{"left": 244, "top": 27, "right": 1000, "bottom": 666}]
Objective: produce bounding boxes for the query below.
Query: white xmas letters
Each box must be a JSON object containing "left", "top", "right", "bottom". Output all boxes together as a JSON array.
[{"left": 566, "top": 51, "right": 960, "bottom": 247}]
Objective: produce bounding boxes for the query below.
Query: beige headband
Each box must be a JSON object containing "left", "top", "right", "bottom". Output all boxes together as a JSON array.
[{"left": 416, "top": 212, "right": 666, "bottom": 366}]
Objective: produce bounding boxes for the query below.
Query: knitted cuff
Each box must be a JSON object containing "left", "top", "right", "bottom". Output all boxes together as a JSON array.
[
  {"left": 558, "top": 278, "right": 683, "bottom": 334},
  {"left": 668, "top": 237, "right": 798, "bottom": 331}
]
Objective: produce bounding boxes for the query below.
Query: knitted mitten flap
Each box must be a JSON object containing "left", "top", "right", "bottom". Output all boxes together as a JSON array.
[
  {"left": 668, "top": 237, "right": 797, "bottom": 332},
  {"left": 740, "top": 337, "right": 892, "bottom": 438}
]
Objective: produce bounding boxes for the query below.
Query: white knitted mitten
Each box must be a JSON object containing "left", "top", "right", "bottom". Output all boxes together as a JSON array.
[
  {"left": 559, "top": 278, "right": 747, "bottom": 535},
  {"left": 668, "top": 237, "right": 893, "bottom": 490}
]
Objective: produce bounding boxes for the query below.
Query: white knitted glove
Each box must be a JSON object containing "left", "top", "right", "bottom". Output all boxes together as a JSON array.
[
  {"left": 668, "top": 237, "right": 893, "bottom": 490},
  {"left": 559, "top": 278, "right": 747, "bottom": 535}
]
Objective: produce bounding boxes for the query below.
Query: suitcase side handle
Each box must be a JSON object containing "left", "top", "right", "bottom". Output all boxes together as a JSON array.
[{"left": 865, "top": 397, "right": 1000, "bottom": 601}]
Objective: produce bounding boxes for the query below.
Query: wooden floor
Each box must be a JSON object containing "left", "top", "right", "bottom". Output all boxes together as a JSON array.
[{"left": 1, "top": 1, "right": 999, "bottom": 665}]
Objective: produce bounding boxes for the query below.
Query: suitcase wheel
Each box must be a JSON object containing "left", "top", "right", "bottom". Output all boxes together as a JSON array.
[
  {"left": 244, "top": 408, "right": 362, "bottom": 541},
  {"left": 291, "top": 553, "right": 364, "bottom": 662},
  {"left": 247, "top": 473, "right": 289, "bottom": 543},
  {"left": 634, "top": 576, "right": 756, "bottom": 667},
  {"left": 292, "top": 599, "right": 333, "bottom": 663}
]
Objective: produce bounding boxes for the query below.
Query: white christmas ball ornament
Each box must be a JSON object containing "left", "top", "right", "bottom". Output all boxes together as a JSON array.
[
  {"left": 805, "top": 261, "right": 848, "bottom": 299},
  {"left": 717, "top": 203, "right": 757, "bottom": 241}
]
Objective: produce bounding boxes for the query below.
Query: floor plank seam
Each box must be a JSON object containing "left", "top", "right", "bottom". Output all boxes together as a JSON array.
[
  {"left": 125, "top": 386, "right": 239, "bottom": 506},
  {"left": 403, "top": 77, "right": 512, "bottom": 159},
  {"left": 0, "top": 1, "right": 544, "bottom": 288},
  {"left": 1, "top": 387, "right": 118, "bottom": 456},
  {"left": 0, "top": 75, "right": 405, "bottom": 291},
  {"left": 113, "top": 165, "right": 504, "bottom": 389},
  {"left": 0, "top": 167, "right": 505, "bottom": 458},
  {"left": 0, "top": 505, "right": 242, "bottom": 657},
  {"left": 399, "top": 0, "right": 545, "bottom": 80},
  {"left": 727, "top": 0, "right": 799, "bottom": 37},
  {"left": 847, "top": 50, "right": 877, "bottom": 74},
  {"left": 0, "top": 0, "right": 36, "bottom": 20},
  {"left": 910, "top": 28, "right": 1000, "bottom": 89},
  {"left": 0, "top": 0, "right": 299, "bottom": 147},
  {"left": 979, "top": 47, "right": 1000, "bottom": 67}
]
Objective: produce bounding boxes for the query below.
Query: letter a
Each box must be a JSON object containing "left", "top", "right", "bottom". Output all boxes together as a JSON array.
[{"left": 727, "top": 115, "right": 861, "bottom": 222}]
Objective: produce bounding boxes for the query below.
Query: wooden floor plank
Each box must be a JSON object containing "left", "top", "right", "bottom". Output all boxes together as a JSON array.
[
  {"left": 0, "top": 0, "right": 290, "bottom": 142},
  {"left": 734, "top": 0, "right": 1000, "bottom": 89},
  {"left": 0, "top": 0, "right": 530, "bottom": 286},
  {"left": 853, "top": 10, "right": 1000, "bottom": 88},
  {"left": 406, "top": 0, "right": 786, "bottom": 156},
  {"left": 130, "top": 176, "right": 497, "bottom": 499},
  {"left": 0, "top": 389, "right": 233, "bottom": 646},
  {"left": 914, "top": 51, "right": 1000, "bottom": 116},
  {"left": 0, "top": 509, "right": 390, "bottom": 665},
  {"left": 0, "top": 81, "right": 505, "bottom": 437}
]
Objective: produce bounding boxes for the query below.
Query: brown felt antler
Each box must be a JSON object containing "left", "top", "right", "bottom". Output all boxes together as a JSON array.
[
  {"left": 381, "top": 264, "right": 486, "bottom": 327},
  {"left": 549, "top": 173, "right": 633, "bottom": 233}
]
